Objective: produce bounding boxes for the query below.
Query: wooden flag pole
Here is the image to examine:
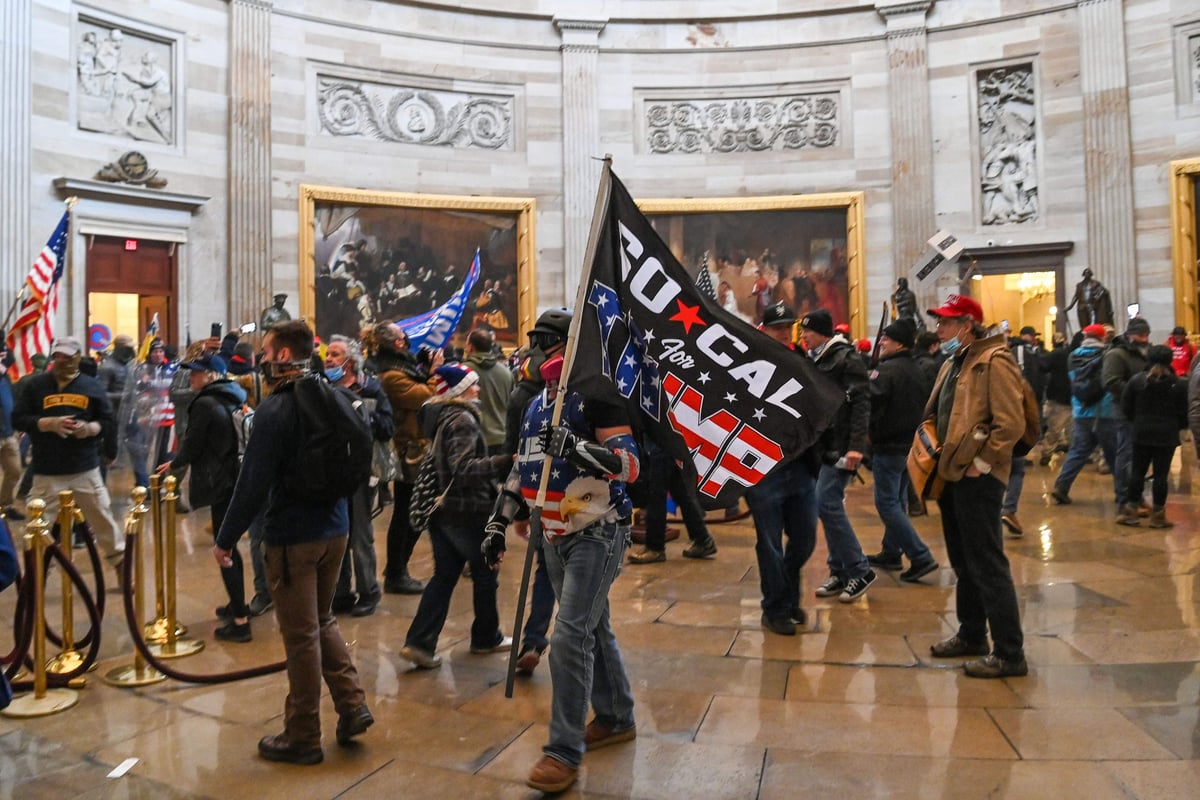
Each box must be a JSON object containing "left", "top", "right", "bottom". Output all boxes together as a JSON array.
[{"left": 504, "top": 155, "right": 613, "bottom": 698}]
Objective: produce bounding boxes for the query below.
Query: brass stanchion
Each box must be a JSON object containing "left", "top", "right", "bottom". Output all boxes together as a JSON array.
[
  {"left": 147, "top": 476, "right": 203, "bottom": 659},
  {"left": 105, "top": 487, "right": 166, "bottom": 686},
  {"left": 143, "top": 474, "right": 185, "bottom": 643},
  {"left": 45, "top": 490, "right": 86, "bottom": 677},
  {"left": 2, "top": 500, "right": 79, "bottom": 717}
]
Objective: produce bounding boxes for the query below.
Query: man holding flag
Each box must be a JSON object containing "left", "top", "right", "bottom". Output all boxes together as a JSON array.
[{"left": 483, "top": 164, "right": 842, "bottom": 792}]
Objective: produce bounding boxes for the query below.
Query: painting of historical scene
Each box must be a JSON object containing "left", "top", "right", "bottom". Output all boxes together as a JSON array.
[
  {"left": 977, "top": 63, "right": 1038, "bottom": 226},
  {"left": 301, "top": 188, "right": 535, "bottom": 347},
  {"left": 642, "top": 200, "right": 860, "bottom": 331},
  {"left": 76, "top": 19, "right": 175, "bottom": 145}
]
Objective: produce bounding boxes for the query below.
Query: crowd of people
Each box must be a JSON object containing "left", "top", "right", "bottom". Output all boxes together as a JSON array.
[{"left": 8, "top": 293, "right": 1198, "bottom": 792}]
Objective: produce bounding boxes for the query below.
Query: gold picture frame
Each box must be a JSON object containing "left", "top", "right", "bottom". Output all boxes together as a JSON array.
[
  {"left": 1170, "top": 158, "right": 1200, "bottom": 332},
  {"left": 636, "top": 192, "right": 868, "bottom": 338},
  {"left": 299, "top": 185, "right": 537, "bottom": 346}
]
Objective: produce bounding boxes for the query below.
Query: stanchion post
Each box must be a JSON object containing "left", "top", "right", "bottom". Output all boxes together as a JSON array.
[
  {"left": 2, "top": 499, "right": 79, "bottom": 717},
  {"left": 46, "top": 490, "right": 85, "bottom": 677},
  {"left": 149, "top": 475, "right": 202, "bottom": 658},
  {"left": 104, "top": 487, "right": 166, "bottom": 687},
  {"left": 143, "top": 473, "right": 185, "bottom": 643}
]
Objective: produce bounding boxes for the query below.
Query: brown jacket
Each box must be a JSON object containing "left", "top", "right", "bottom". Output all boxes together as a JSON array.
[
  {"left": 378, "top": 367, "right": 434, "bottom": 454},
  {"left": 922, "top": 333, "right": 1024, "bottom": 486}
]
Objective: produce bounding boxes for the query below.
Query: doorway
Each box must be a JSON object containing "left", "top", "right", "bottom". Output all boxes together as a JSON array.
[
  {"left": 959, "top": 242, "right": 1074, "bottom": 336},
  {"left": 85, "top": 236, "right": 176, "bottom": 352}
]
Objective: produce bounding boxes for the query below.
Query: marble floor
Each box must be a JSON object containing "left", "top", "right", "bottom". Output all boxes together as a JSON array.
[{"left": 3, "top": 452, "right": 1200, "bottom": 799}]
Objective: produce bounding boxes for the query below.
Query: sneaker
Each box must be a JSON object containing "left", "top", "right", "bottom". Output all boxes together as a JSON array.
[
  {"left": 526, "top": 755, "right": 578, "bottom": 794},
  {"left": 351, "top": 594, "right": 380, "bottom": 617},
  {"left": 399, "top": 644, "right": 442, "bottom": 669},
  {"left": 1000, "top": 513, "right": 1023, "bottom": 537},
  {"left": 1115, "top": 503, "right": 1141, "bottom": 527},
  {"left": 930, "top": 635, "right": 990, "bottom": 658},
  {"left": 248, "top": 593, "right": 273, "bottom": 617},
  {"left": 790, "top": 606, "right": 807, "bottom": 627},
  {"left": 515, "top": 645, "right": 545, "bottom": 675},
  {"left": 214, "top": 620, "right": 252, "bottom": 643},
  {"left": 1050, "top": 487, "right": 1072, "bottom": 505},
  {"left": 2, "top": 506, "right": 25, "bottom": 521},
  {"left": 681, "top": 537, "right": 718, "bottom": 559},
  {"left": 963, "top": 653, "right": 1028, "bottom": 679},
  {"left": 336, "top": 705, "right": 375, "bottom": 746},
  {"left": 331, "top": 595, "right": 357, "bottom": 614},
  {"left": 258, "top": 733, "right": 323, "bottom": 765},
  {"left": 384, "top": 574, "right": 425, "bottom": 595},
  {"left": 814, "top": 574, "right": 845, "bottom": 597},
  {"left": 899, "top": 559, "right": 938, "bottom": 583},
  {"left": 760, "top": 613, "right": 796, "bottom": 636},
  {"left": 470, "top": 635, "right": 513, "bottom": 654},
  {"left": 215, "top": 603, "right": 235, "bottom": 620},
  {"left": 866, "top": 551, "right": 903, "bottom": 570},
  {"left": 628, "top": 547, "right": 666, "bottom": 564},
  {"left": 583, "top": 719, "right": 637, "bottom": 750},
  {"left": 838, "top": 570, "right": 876, "bottom": 603}
]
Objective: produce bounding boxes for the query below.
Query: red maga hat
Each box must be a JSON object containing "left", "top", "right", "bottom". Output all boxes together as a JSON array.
[{"left": 927, "top": 294, "right": 983, "bottom": 323}]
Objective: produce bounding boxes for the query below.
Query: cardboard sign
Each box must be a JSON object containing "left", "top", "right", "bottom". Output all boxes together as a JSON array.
[{"left": 909, "top": 230, "right": 964, "bottom": 288}]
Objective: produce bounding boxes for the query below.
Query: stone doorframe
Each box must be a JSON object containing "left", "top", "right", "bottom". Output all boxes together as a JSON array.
[{"left": 958, "top": 241, "right": 1074, "bottom": 334}]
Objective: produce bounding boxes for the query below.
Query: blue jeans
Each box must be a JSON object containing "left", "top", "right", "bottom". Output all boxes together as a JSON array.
[
  {"left": 542, "top": 519, "right": 634, "bottom": 769},
  {"left": 871, "top": 452, "right": 933, "bottom": 564},
  {"left": 746, "top": 460, "right": 817, "bottom": 619},
  {"left": 1113, "top": 418, "right": 1133, "bottom": 504},
  {"left": 1001, "top": 454, "right": 1026, "bottom": 515},
  {"left": 521, "top": 538, "right": 555, "bottom": 653},
  {"left": 818, "top": 464, "right": 869, "bottom": 580},
  {"left": 404, "top": 512, "right": 501, "bottom": 653},
  {"left": 1055, "top": 417, "right": 1123, "bottom": 503}
]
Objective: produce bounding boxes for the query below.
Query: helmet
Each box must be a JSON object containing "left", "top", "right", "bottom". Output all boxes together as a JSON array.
[{"left": 530, "top": 308, "right": 573, "bottom": 339}]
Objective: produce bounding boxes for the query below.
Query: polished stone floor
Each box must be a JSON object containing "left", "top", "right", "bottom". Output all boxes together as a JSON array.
[{"left": 3, "top": 451, "right": 1200, "bottom": 799}]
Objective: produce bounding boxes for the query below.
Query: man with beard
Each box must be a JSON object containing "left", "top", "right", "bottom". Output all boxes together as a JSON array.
[
  {"left": 1102, "top": 317, "right": 1151, "bottom": 511},
  {"left": 14, "top": 337, "right": 124, "bottom": 575}
]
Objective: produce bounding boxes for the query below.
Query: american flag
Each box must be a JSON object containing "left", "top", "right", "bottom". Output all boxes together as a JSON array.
[
  {"left": 6, "top": 210, "right": 70, "bottom": 378},
  {"left": 694, "top": 251, "right": 717, "bottom": 299}
]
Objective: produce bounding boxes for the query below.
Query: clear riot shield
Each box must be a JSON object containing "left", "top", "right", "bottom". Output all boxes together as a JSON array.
[{"left": 116, "top": 362, "right": 178, "bottom": 496}]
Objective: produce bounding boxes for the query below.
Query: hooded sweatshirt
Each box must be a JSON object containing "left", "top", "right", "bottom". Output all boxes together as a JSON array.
[{"left": 465, "top": 350, "right": 514, "bottom": 449}]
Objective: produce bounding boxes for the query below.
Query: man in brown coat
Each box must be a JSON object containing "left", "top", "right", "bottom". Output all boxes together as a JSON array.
[{"left": 922, "top": 294, "right": 1028, "bottom": 679}]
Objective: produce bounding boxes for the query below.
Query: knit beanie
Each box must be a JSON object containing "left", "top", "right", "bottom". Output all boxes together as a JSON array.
[{"left": 433, "top": 363, "right": 479, "bottom": 399}]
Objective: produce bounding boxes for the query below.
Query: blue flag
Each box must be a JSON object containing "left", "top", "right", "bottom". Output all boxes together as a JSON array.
[{"left": 394, "top": 249, "right": 481, "bottom": 351}]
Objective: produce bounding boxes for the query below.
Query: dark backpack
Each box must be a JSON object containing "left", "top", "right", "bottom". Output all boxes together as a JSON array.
[
  {"left": 1070, "top": 353, "right": 1106, "bottom": 406},
  {"left": 283, "top": 376, "right": 373, "bottom": 502},
  {"left": 408, "top": 414, "right": 452, "bottom": 532}
]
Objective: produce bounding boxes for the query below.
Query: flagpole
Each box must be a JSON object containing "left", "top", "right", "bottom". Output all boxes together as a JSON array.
[
  {"left": 504, "top": 155, "right": 613, "bottom": 698},
  {"left": 64, "top": 196, "right": 78, "bottom": 337}
]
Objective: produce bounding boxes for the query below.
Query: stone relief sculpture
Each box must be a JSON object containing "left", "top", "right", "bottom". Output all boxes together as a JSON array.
[
  {"left": 94, "top": 151, "right": 168, "bottom": 188},
  {"left": 316, "top": 77, "right": 513, "bottom": 150},
  {"left": 686, "top": 23, "right": 728, "bottom": 48},
  {"left": 977, "top": 64, "right": 1038, "bottom": 226},
  {"left": 76, "top": 21, "right": 175, "bottom": 145},
  {"left": 1192, "top": 34, "right": 1200, "bottom": 99},
  {"left": 645, "top": 93, "right": 840, "bottom": 154}
]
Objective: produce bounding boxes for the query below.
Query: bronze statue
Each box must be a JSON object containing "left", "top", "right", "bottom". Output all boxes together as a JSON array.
[
  {"left": 891, "top": 277, "right": 925, "bottom": 331},
  {"left": 1063, "top": 269, "right": 1113, "bottom": 329},
  {"left": 260, "top": 293, "right": 292, "bottom": 331}
]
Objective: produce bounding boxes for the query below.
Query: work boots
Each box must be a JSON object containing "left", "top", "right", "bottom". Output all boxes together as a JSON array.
[
  {"left": 1115, "top": 503, "right": 1141, "bottom": 527},
  {"left": 1148, "top": 507, "right": 1173, "bottom": 529}
]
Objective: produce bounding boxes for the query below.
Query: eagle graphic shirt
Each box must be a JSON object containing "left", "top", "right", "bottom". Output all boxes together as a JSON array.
[{"left": 517, "top": 387, "right": 633, "bottom": 539}]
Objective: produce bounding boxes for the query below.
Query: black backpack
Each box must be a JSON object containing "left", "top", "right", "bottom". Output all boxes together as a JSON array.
[
  {"left": 283, "top": 376, "right": 374, "bottom": 501},
  {"left": 1070, "top": 353, "right": 1106, "bottom": 407}
]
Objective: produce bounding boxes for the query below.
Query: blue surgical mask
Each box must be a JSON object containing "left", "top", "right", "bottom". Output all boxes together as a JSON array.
[
  {"left": 939, "top": 336, "right": 963, "bottom": 357},
  {"left": 324, "top": 365, "right": 345, "bottom": 382}
]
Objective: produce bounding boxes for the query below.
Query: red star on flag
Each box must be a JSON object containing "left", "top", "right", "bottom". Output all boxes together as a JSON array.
[{"left": 670, "top": 299, "right": 706, "bottom": 334}]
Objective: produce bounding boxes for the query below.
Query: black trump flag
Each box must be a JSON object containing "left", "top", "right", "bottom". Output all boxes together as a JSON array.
[{"left": 566, "top": 170, "right": 844, "bottom": 511}]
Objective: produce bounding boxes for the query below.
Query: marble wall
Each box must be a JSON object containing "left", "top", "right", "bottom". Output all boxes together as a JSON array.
[{"left": 16, "top": 0, "right": 1200, "bottom": 342}]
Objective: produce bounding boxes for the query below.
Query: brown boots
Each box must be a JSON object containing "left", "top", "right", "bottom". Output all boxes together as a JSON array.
[
  {"left": 1148, "top": 508, "right": 1173, "bottom": 529},
  {"left": 1115, "top": 504, "right": 1141, "bottom": 526}
]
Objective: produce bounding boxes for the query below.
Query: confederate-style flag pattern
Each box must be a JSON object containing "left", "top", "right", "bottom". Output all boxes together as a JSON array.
[{"left": 568, "top": 171, "right": 844, "bottom": 510}]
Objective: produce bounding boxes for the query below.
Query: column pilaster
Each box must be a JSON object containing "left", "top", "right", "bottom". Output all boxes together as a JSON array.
[{"left": 1, "top": 0, "right": 32, "bottom": 311}]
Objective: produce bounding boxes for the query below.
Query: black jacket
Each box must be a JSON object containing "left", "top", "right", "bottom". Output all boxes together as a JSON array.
[
  {"left": 811, "top": 339, "right": 870, "bottom": 458},
  {"left": 14, "top": 372, "right": 115, "bottom": 476},
  {"left": 1011, "top": 342, "right": 1047, "bottom": 403},
  {"left": 869, "top": 350, "right": 934, "bottom": 454},
  {"left": 1120, "top": 370, "right": 1187, "bottom": 448},
  {"left": 171, "top": 380, "right": 246, "bottom": 509},
  {"left": 1044, "top": 345, "right": 1071, "bottom": 404}
]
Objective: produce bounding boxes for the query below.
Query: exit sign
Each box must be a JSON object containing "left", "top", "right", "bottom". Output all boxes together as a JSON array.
[{"left": 124, "top": 239, "right": 138, "bottom": 251}]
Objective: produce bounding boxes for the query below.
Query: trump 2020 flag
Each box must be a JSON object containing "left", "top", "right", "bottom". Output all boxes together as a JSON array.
[
  {"left": 567, "top": 169, "right": 843, "bottom": 510},
  {"left": 395, "top": 249, "right": 481, "bottom": 352}
]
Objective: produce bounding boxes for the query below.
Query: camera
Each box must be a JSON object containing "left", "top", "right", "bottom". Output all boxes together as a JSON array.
[{"left": 986, "top": 239, "right": 995, "bottom": 247}]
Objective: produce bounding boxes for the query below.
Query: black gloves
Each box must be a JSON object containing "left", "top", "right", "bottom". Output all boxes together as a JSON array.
[
  {"left": 538, "top": 425, "right": 577, "bottom": 458},
  {"left": 482, "top": 518, "right": 508, "bottom": 568}
]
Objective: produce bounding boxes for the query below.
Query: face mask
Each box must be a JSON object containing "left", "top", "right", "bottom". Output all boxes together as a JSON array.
[
  {"left": 324, "top": 365, "right": 345, "bottom": 382},
  {"left": 939, "top": 336, "right": 963, "bottom": 357}
]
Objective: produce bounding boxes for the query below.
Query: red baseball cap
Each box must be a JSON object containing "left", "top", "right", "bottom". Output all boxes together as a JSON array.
[
  {"left": 927, "top": 294, "right": 983, "bottom": 323},
  {"left": 1083, "top": 324, "right": 1107, "bottom": 339}
]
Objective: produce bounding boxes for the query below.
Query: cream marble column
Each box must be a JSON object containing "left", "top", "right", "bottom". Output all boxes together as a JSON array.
[
  {"left": 554, "top": 17, "right": 606, "bottom": 299},
  {"left": 228, "top": 0, "right": 273, "bottom": 326},
  {"left": 1, "top": 0, "right": 32, "bottom": 311},
  {"left": 1078, "top": 0, "right": 1136, "bottom": 316},
  {"left": 877, "top": 1, "right": 936, "bottom": 307}
]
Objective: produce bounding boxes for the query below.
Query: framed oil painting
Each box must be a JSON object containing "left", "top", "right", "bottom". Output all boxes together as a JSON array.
[
  {"left": 299, "top": 185, "right": 537, "bottom": 347},
  {"left": 637, "top": 192, "right": 867, "bottom": 337}
]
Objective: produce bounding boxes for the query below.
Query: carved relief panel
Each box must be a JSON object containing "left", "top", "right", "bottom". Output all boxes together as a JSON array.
[
  {"left": 975, "top": 62, "right": 1039, "bottom": 226},
  {"left": 315, "top": 73, "right": 514, "bottom": 151},
  {"left": 1174, "top": 21, "right": 1200, "bottom": 114},
  {"left": 636, "top": 85, "right": 847, "bottom": 155},
  {"left": 75, "top": 13, "right": 178, "bottom": 146}
]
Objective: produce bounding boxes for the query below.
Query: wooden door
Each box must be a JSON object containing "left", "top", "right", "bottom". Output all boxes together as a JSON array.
[{"left": 87, "top": 236, "right": 176, "bottom": 342}]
